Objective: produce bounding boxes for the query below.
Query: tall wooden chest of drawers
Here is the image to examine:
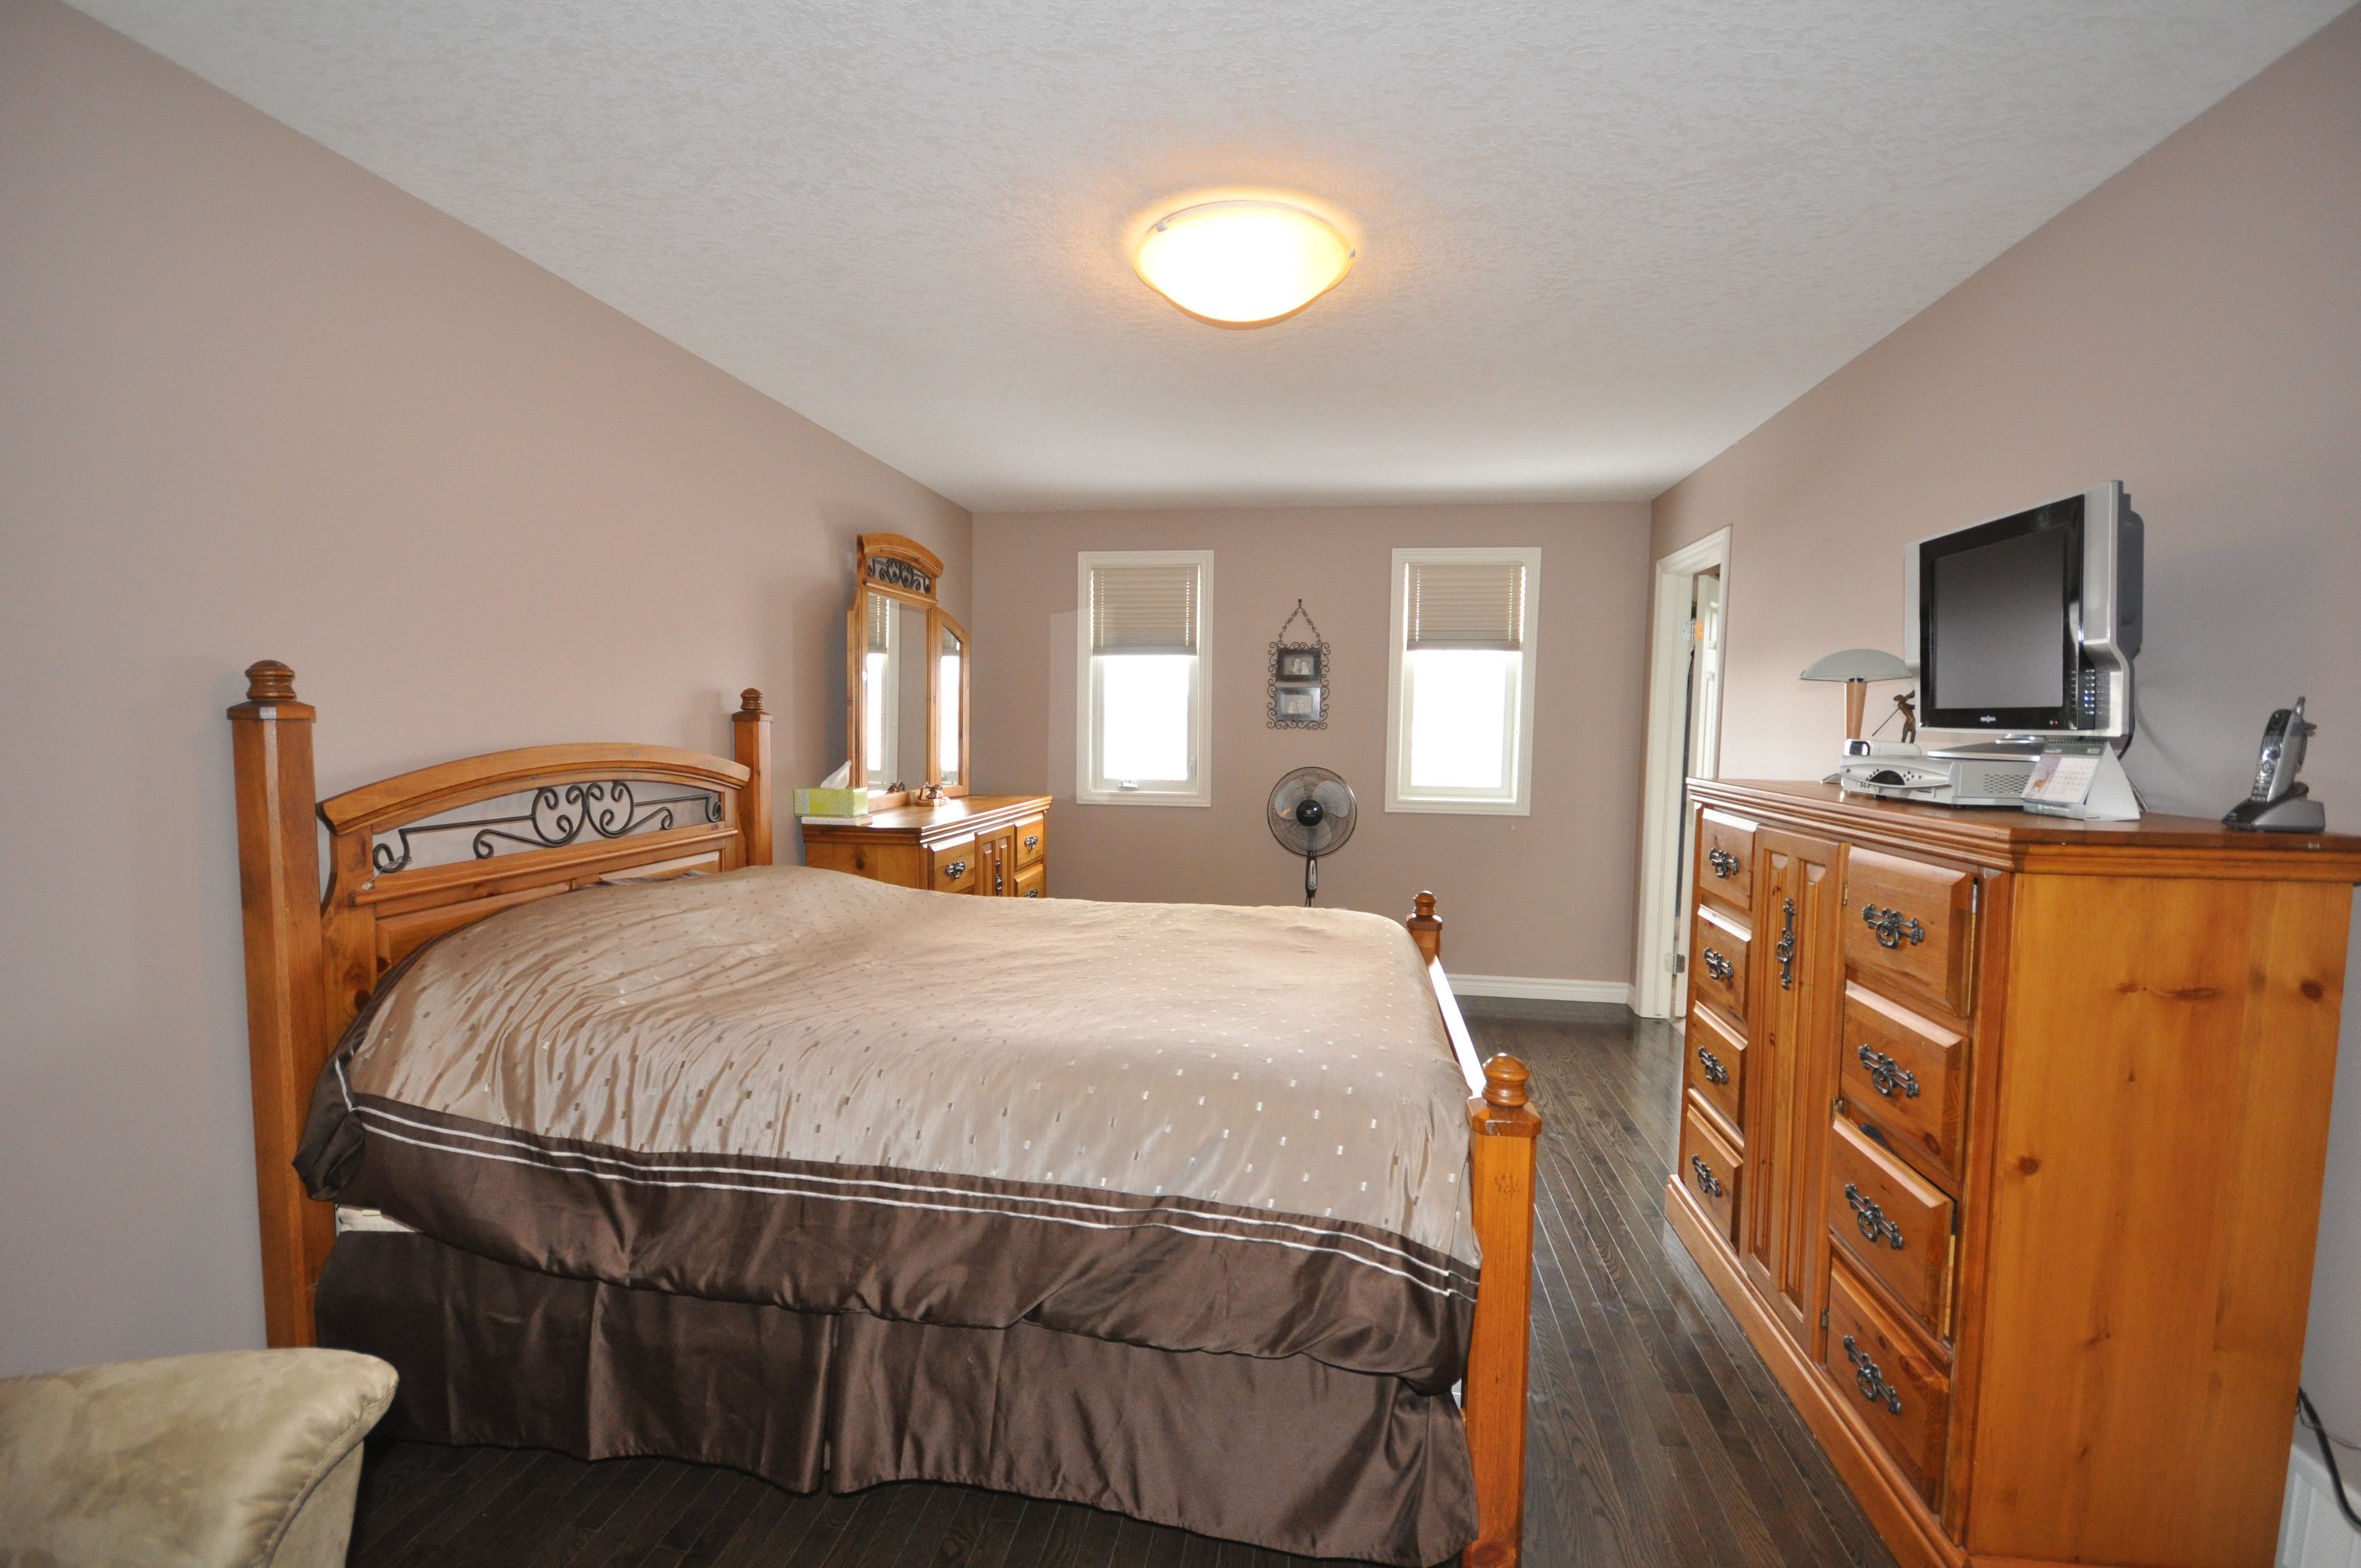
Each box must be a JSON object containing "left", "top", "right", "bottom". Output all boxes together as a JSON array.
[
  {"left": 1666, "top": 781, "right": 2359, "bottom": 1568},
  {"left": 801, "top": 796, "right": 1050, "bottom": 899}
]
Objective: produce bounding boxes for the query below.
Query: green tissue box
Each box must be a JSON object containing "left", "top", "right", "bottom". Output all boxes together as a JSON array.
[{"left": 793, "top": 786, "right": 867, "bottom": 818}]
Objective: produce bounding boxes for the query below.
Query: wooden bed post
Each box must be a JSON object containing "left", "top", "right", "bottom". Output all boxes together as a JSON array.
[
  {"left": 228, "top": 661, "right": 333, "bottom": 1348},
  {"left": 1464, "top": 1055, "right": 1539, "bottom": 1567},
  {"left": 1408, "top": 890, "right": 1443, "bottom": 962},
  {"left": 732, "top": 688, "right": 773, "bottom": 867}
]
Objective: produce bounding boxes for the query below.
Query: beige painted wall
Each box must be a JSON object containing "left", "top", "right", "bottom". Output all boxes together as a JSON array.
[
  {"left": 0, "top": 0, "right": 968, "bottom": 1376},
  {"left": 1650, "top": 5, "right": 2361, "bottom": 1438},
  {"left": 970, "top": 504, "right": 1651, "bottom": 982}
]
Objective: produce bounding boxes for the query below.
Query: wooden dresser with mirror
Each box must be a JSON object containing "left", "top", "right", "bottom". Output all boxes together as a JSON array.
[
  {"left": 1667, "top": 780, "right": 2359, "bottom": 1568},
  {"left": 805, "top": 532, "right": 1050, "bottom": 896}
]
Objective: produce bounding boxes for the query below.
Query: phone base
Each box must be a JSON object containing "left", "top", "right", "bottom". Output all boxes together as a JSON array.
[{"left": 2222, "top": 786, "right": 2326, "bottom": 833}]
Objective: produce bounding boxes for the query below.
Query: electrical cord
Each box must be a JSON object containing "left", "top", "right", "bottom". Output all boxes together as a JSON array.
[{"left": 2300, "top": 1387, "right": 2361, "bottom": 1533}]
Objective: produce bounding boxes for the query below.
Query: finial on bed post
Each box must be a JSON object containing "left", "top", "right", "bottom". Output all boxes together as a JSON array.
[
  {"left": 1407, "top": 890, "right": 1442, "bottom": 963},
  {"left": 1481, "top": 1054, "right": 1532, "bottom": 1111},
  {"left": 732, "top": 688, "right": 774, "bottom": 867},
  {"left": 243, "top": 659, "right": 298, "bottom": 702},
  {"left": 227, "top": 661, "right": 330, "bottom": 1349}
]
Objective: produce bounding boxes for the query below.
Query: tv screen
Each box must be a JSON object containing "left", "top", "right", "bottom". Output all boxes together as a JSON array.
[
  {"left": 1928, "top": 526, "right": 2069, "bottom": 712},
  {"left": 1917, "top": 493, "right": 2084, "bottom": 729}
]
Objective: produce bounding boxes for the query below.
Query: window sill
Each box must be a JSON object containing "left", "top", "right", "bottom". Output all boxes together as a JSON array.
[
  {"left": 1384, "top": 794, "right": 1532, "bottom": 816},
  {"left": 1074, "top": 789, "right": 1213, "bottom": 809}
]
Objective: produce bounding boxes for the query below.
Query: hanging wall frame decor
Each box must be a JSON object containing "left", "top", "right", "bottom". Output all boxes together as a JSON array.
[{"left": 1267, "top": 600, "right": 1330, "bottom": 729}]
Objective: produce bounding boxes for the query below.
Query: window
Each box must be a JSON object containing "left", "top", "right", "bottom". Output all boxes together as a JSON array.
[
  {"left": 1077, "top": 551, "right": 1213, "bottom": 806},
  {"left": 1387, "top": 547, "right": 1539, "bottom": 814}
]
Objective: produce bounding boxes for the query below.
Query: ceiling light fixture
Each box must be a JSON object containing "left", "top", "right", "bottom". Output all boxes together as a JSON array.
[{"left": 1133, "top": 200, "right": 1355, "bottom": 327}]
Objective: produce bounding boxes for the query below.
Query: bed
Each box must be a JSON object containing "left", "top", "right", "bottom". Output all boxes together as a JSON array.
[{"left": 227, "top": 662, "right": 1540, "bottom": 1566}]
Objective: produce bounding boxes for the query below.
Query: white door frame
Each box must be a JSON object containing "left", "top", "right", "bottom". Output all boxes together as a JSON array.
[{"left": 1633, "top": 528, "right": 1733, "bottom": 1018}]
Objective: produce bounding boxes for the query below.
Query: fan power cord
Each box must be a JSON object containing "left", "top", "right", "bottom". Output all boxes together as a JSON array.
[{"left": 2300, "top": 1386, "right": 2361, "bottom": 1533}]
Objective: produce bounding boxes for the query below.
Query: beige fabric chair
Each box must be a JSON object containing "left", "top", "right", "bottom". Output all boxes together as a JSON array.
[{"left": 0, "top": 1349, "right": 397, "bottom": 1568}]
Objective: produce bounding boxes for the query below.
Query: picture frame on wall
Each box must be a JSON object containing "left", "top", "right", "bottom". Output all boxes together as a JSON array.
[
  {"left": 1274, "top": 685, "right": 1323, "bottom": 723},
  {"left": 1277, "top": 646, "right": 1323, "bottom": 683}
]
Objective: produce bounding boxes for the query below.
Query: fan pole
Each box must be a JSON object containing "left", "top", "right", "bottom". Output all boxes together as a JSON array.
[{"left": 1304, "top": 853, "right": 1318, "bottom": 906}]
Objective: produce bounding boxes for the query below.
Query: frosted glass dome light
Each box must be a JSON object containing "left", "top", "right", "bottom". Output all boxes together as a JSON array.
[{"left": 1133, "top": 201, "right": 1355, "bottom": 327}]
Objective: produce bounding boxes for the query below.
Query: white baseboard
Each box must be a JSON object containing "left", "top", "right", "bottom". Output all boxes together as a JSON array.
[
  {"left": 2282, "top": 1436, "right": 2361, "bottom": 1568},
  {"left": 1446, "top": 975, "right": 1633, "bottom": 1006}
]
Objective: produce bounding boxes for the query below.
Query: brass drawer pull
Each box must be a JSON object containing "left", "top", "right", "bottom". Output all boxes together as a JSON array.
[
  {"left": 1701, "top": 948, "right": 1734, "bottom": 983},
  {"left": 1862, "top": 904, "right": 1925, "bottom": 950},
  {"left": 1689, "top": 1154, "right": 1725, "bottom": 1199},
  {"left": 1706, "top": 847, "right": 1741, "bottom": 879},
  {"left": 944, "top": 860, "right": 968, "bottom": 880},
  {"left": 1856, "top": 1044, "right": 1920, "bottom": 1099},
  {"left": 1775, "top": 897, "right": 1797, "bottom": 990},
  {"left": 1841, "top": 1334, "right": 1904, "bottom": 1415},
  {"left": 1844, "top": 1182, "right": 1906, "bottom": 1249},
  {"left": 1023, "top": 834, "right": 1040, "bottom": 850},
  {"left": 1696, "top": 1046, "right": 1729, "bottom": 1086}
]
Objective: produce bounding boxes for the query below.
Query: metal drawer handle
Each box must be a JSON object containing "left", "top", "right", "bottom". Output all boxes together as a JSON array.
[
  {"left": 1701, "top": 948, "right": 1734, "bottom": 983},
  {"left": 1841, "top": 1334, "right": 1904, "bottom": 1415},
  {"left": 1856, "top": 1044, "right": 1920, "bottom": 1099},
  {"left": 1696, "top": 1046, "right": 1729, "bottom": 1086},
  {"left": 1862, "top": 904, "right": 1925, "bottom": 950},
  {"left": 944, "top": 859, "right": 968, "bottom": 880},
  {"left": 1775, "top": 896, "right": 1797, "bottom": 990},
  {"left": 1689, "top": 1154, "right": 1725, "bottom": 1199},
  {"left": 1706, "top": 847, "right": 1740, "bottom": 879},
  {"left": 1023, "top": 887, "right": 1041, "bottom": 897},
  {"left": 1023, "top": 834, "right": 1040, "bottom": 850},
  {"left": 1844, "top": 1182, "right": 1906, "bottom": 1249}
]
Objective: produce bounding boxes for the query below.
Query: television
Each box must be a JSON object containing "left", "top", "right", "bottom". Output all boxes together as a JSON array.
[{"left": 1904, "top": 482, "right": 2143, "bottom": 742}]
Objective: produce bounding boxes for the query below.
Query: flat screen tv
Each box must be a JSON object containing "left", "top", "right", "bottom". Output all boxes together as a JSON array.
[{"left": 1904, "top": 482, "right": 2143, "bottom": 741}]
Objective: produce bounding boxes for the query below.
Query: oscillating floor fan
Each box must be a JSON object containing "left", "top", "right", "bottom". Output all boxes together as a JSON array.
[{"left": 1267, "top": 766, "right": 1358, "bottom": 905}]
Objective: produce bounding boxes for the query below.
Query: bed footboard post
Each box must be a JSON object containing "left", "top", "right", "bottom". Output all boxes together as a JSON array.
[
  {"left": 732, "top": 688, "right": 773, "bottom": 866},
  {"left": 1464, "top": 1054, "right": 1540, "bottom": 1568},
  {"left": 1408, "top": 890, "right": 1443, "bottom": 962},
  {"left": 228, "top": 661, "right": 333, "bottom": 1348}
]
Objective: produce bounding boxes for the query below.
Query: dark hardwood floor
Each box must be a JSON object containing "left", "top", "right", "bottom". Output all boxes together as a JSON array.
[{"left": 344, "top": 1003, "right": 1894, "bottom": 1568}]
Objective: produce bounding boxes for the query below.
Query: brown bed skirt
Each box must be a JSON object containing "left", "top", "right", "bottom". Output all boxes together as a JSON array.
[{"left": 316, "top": 1232, "right": 1477, "bottom": 1565}]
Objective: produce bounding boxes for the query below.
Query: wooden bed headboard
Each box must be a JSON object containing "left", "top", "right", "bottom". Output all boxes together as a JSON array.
[{"left": 227, "top": 660, "right": 774, "bottom": 1347}]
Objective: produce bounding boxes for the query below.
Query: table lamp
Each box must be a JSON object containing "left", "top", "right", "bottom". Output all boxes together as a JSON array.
[{"left": 1801, "top": 648, "right": 1913, "bottom": 742}]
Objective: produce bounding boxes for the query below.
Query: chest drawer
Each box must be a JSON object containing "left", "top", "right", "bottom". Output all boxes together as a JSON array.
[
  {"left": 1678, "top": 1103, "right": 1744, "bottom": 1245},
  {"left": 1838, "top": 984, "right": 1964, "bottom": 1184},
  {"left": 1824, "top": 1254, "right": 1949, "bottom": 1505},
  {"left": 1011, "top": 861, "right": 1047, "bottom": 899},
  {"left": 1827, "top": 1117, "right": 1953, "bottom": 1337},
  {"left": 1696, "top": 808, "right": 1754, "bottom": 912},
  {"left": 928, "top": 837, "right": 979, "bottom": 894},
  {"left": 1684, "top": 1002, "right": 1746, "bottom": 1137},
  {"left": 1844, "top": 848, "right": 1975, "bottom": 1018},
  {"left": 1689, "top": 904, "right": 1751, "bottom": 1026},
  {"left": 1013, "top": 816, "right": 1047, "bottom": 868}
]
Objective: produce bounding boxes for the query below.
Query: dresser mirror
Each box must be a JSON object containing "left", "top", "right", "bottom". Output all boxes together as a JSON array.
[{"left": 847, "top": 535, "right": 969, "bottom": 804}]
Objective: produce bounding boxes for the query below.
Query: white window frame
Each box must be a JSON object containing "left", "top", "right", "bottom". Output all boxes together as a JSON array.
[
  {"left": 1074, "top": 549, "right": 1214, "bottom": 807},
  {"left": 1385, "top": 546, "right": 1540, "bottom": 816}
]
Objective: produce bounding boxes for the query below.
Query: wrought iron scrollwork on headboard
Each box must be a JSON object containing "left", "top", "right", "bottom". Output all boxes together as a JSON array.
[{"left": 370, "top": 781, "right": 723, "bottom": 874}]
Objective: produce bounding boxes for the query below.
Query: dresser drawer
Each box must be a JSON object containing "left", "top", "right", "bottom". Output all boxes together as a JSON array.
[
  {"left": 1839, "top": 984, "right": 1964, "bottom": 1182},
  {"left": 1844, "top": 848, "right": 1975, "bottom": 1017},
  {"left": 1689, "top": 904, "right": 1751, "bottom": 1026},
  {"left": 1824, "top": 1253, "right": 1949, "bottom": 1505},
  {"left": 1011, "top": 862, "right": 1047, "bottom": 900},
  {"left": 1696, "top": 808, "right": 1754, "bottom": 913},
  {"left": 1684, "top": 1002, "right": 1746, "bottom": 1137},
  {"left": 1678, "top": 1103, "right": 1744, "bottom": 1245},
  {"left": 1013, "top": 816, "right": 1047, "bottom": 868},
  {"left": 1827, "top": 1117, "right": 1953, "bottom": 1337},
  {"left": 928, "top": 837, "right": 979, "bottom": 894}
]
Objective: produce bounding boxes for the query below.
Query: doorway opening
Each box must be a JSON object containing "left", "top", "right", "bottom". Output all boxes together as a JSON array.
[{"left": 1633, "top": 529, "right": 1731, "bottom": 1019}]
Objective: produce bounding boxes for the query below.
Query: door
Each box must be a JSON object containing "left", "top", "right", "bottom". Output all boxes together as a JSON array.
[
  {"left": 1669, "top": 571, "right": 1727, "bottom": 1015},
  {"left": 1739, "top": 826, "right": 1844, "bottom": 1350}
]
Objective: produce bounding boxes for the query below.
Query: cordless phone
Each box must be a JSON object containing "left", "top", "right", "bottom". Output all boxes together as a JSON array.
[{"left": 2223, "top": 696, "right": 2325, "bottom": 832}]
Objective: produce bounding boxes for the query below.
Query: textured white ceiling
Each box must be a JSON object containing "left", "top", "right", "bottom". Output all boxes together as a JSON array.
[{"left": 71, "top": 0, "right": 2349, "bottom": 511}]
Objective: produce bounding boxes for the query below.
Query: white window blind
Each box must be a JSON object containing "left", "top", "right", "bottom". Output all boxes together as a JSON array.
[
  {"left": 1405, "top": 560, "right": 1526, "bottom": 651},
  {"left": 1091, "top": 565, "right": 1200, "bottom": 655},
  {"left": 865, "top": 599, "right": 891, "bottom": 653}
]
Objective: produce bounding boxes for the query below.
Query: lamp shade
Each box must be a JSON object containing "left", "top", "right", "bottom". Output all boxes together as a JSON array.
[{"left": 1799, "top": 648, "right": 1912, "bottom": 683}]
